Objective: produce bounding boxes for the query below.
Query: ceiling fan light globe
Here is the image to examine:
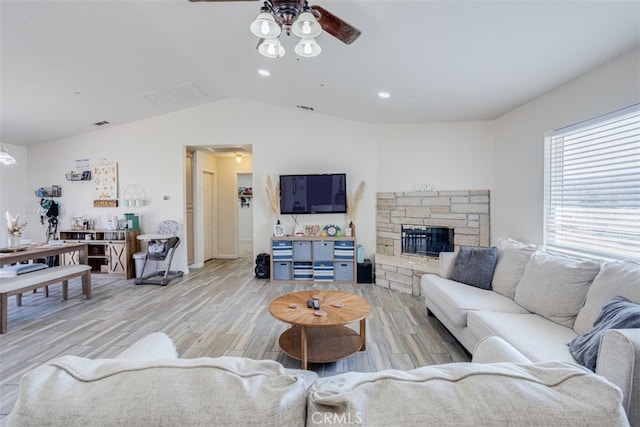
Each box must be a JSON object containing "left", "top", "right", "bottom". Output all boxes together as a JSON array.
[
  {"left": 294, "top": 38, "right": 321, "bottom": 58},
  {"left": 292, "top": 11, "right": 322, "bottom": 38},
  {"left": 250, "top": 12, "right": 281, "bottom": 38},
  {"left": 258, "top": 38, "right": 285, "bottom": 59}
]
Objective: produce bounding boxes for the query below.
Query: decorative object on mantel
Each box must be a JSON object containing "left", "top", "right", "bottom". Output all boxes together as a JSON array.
[
  {"left": 414, "top": 183, "right": 438, "bottom": 192},
  {"left": 5, "top": 211, "right": 26, "bottom": 248},
  {"left": 265, "top": 175, "right": 282, "bottom": 235},
  {"left": 346, "top": 180, "right": 365, "bottom": 237},
  {"left": 93, "top": 159, "right": 118, "bottom": 207},
  {"left": 123, "top": 184, "right": 146, "bottom": 207}
]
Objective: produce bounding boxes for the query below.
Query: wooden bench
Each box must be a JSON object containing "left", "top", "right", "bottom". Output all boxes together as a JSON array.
[{"left": 0, "top": 265, "right": 92, "bottom": 334}]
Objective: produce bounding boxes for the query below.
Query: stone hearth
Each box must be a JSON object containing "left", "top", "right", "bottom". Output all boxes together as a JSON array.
[{"left": 375, "top": 190, "right": 490, "bottom": 295}]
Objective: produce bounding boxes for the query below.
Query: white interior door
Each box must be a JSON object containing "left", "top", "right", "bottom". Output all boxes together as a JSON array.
[{"left": 203, "top": 171, "right": 215, "bottom": 261}]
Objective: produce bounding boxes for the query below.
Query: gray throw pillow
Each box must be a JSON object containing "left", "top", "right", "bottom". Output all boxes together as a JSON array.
[
  {"left": 450, "top": 246, "right": 498, "bottom": 290},
  {"left": 569, "top": 295, "right": 640, "bottom": 371}
]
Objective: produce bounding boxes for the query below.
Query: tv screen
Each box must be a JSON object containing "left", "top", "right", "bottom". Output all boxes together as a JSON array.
[{"left": 279, "top": 174, "right": 347, "bottom": 215}]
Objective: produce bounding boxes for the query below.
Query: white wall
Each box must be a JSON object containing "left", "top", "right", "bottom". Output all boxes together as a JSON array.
[
  {"left": 376, "top": 121, "right": 495, "bottom": 192},
  {"left": 24, "top": 99, "right": 380, "bottom": 270},
  {"left": 493, "top": 46, "right": 640, "bottom": 244},
  {"left": 0, "top": 144, "right": 29, "bottom": 246}
]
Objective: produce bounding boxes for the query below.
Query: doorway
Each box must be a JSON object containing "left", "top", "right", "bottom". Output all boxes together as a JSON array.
[
  {"left": 203, "top": 171, "right": 216, "bottom": 261},
  {"left": 186, "top": 146, "right": 252, "bottom": 267},
  {"left": 237, "top": 173, "right": 253, "bottom": 258}
]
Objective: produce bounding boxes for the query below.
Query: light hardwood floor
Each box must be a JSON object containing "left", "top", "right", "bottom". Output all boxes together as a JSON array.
[{"left": 0, "top": 257, "right": 469, "bottom": 421}]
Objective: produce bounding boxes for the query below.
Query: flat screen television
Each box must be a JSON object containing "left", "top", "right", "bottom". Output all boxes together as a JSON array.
[{"left": 279, "top": 174, "right": 347, "bottom": 215}]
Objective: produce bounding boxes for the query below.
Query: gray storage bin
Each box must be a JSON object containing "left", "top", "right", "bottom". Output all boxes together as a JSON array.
[
  {"left": 334, "top": 261, "right": 354, "bottom": 282},
  {"left": 313, "top": 241, "right": 334, "bottom": 261},
  {"left": 293, "top": 241, "right": 312, "bottom": 260},
  {"left": 273, "top": 261, "right": 292, "bottom": 281}
]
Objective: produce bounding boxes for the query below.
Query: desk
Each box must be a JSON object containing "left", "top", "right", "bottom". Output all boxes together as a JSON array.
[{"left": 0, "top": 243, "right": 89, "bottom": 289}]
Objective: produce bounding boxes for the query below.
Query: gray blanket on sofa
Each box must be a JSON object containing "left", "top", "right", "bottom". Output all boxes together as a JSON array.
[{"left": 569, "top": 295, "right": 640, "bottom": 371}]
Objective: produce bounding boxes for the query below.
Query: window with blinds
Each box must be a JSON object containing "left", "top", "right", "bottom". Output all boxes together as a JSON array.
[{"left": 544, "top": 104, "right": 640, "bottom": 261}]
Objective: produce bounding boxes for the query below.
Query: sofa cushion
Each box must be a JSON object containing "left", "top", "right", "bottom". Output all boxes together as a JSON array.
[
  {"left": 513, "top": 251, "right": 601, "bottom": 328},
  {"left": 491, "top": 237, "right": 537, "bottom": 299},
  {"left": 573, "top": 261, "right": 640, "bottom": 335},
  {"left": 467, "top": 311, "right": 577, "bottom": 363},
  {"left": 307, "top": 362, "right": 627, "bottom": 426},
  {"left": 7, "top": 355, "right": 317, "bottom": 427},
  {"left": 569, "top": 296, "right": 640, "bottom": 371},
  {"left": 471, "top": 336, "right": 532, "bottom": 364},
  {"left": 450, "top": 246, "right": 498, "bottom": 290},
  {"left": 421, "top": 275, "right": 528, "bottom": 328}
]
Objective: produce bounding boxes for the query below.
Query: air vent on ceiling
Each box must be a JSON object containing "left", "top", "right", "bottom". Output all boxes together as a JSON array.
[
  {"left": 141, "top": 82, "right": 208, "bottom": 108},
  {"left": 296, "top": 105, "right": 314, "bottom": 111},
  {"left": 91, "top": 121, "right": 110, "bottom": 127}
]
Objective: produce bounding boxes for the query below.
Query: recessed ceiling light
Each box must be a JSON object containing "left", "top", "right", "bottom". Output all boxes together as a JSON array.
[
  {"left": 378, "top": 91, "right": 390, "bottom": 99},
  {"left": 258, "top": 69, "right": 270, "bottom": 76}
]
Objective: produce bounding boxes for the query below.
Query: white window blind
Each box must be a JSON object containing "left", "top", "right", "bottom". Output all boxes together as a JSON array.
[{"left": 544, "top": 104, "right": 640, "bottom": 261}]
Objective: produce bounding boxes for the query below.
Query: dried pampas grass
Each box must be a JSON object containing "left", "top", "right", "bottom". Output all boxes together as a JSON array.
[
  {"left": 265, "top": 175, "right": 281, "bottom": 219},
  {"left": 347, "top": 180, "right": 365, "bottom": 223}
]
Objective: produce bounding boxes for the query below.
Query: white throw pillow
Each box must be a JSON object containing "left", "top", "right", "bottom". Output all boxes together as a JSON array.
[
  {"left": 491, "top": 237, "right": 537, "bottom": 299},
  {"left": 514, "top": 251, "right": 601, "bottom": 328},
  {"left": 573, "top": 261, "right": 640, "bottom": 334}
]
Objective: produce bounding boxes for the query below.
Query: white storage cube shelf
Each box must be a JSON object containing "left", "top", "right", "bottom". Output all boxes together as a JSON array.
[{"left": 270, "top": 237, "right": 357, "bottom": 284}]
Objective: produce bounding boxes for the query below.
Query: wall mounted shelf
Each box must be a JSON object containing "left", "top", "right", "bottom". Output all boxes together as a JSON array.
[
  {"left": 65, "top": 171, "right": 92, "bottom": 181},
  {"left": 35, "top": 186, "right": 61, "bottom": 197}
]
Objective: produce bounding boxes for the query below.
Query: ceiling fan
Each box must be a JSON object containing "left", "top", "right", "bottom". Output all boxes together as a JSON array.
[{"left": 188, "top": 0, "right": 362, "bottom": 47}]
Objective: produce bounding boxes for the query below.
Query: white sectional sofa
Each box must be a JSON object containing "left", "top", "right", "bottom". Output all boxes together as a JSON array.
[
  {"left": 7, "top": 332, "right": 631, "bottom": 426},
  {"left": 421, "top": 237, "right": 640, "bottom": 426}
]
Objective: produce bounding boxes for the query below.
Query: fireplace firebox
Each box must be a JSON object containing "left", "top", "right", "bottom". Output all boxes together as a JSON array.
[{"left": 401, "top": 225, "right": 454, "bottom": 257}]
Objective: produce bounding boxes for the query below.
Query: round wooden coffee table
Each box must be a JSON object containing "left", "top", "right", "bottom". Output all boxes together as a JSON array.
[{"left": 269, "top": 290, "right": 371, "bottom": 370}]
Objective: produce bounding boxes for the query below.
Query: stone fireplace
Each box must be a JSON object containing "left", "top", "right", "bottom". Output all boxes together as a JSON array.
[{"left": 375, "top": 190, "right": 490, "bottom": 295}]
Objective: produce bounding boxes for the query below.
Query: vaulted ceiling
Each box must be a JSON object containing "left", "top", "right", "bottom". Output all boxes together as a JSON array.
[{"left": 2, "top": 0, "right": 639, "bottom": 146}]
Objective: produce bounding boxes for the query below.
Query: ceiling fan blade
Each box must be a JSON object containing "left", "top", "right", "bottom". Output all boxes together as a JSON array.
[{"left": 312, "top": 5, "right": 361, "bottom": 45}]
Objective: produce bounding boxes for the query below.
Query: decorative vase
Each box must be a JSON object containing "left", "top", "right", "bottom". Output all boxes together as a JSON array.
[
  {"left": 8, "top": 235, "right": 21, "bottom": 248},
  {"left": 349, "top": 222, "right": 356, "bottom": 238},
  {"left": 273, "top": 220, "right": 284, "bottom": 237}
]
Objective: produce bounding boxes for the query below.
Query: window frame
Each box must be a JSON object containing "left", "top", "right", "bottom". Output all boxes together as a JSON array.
[{"left": 543, "top": 104, "right": 640, "bottom": 262}]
